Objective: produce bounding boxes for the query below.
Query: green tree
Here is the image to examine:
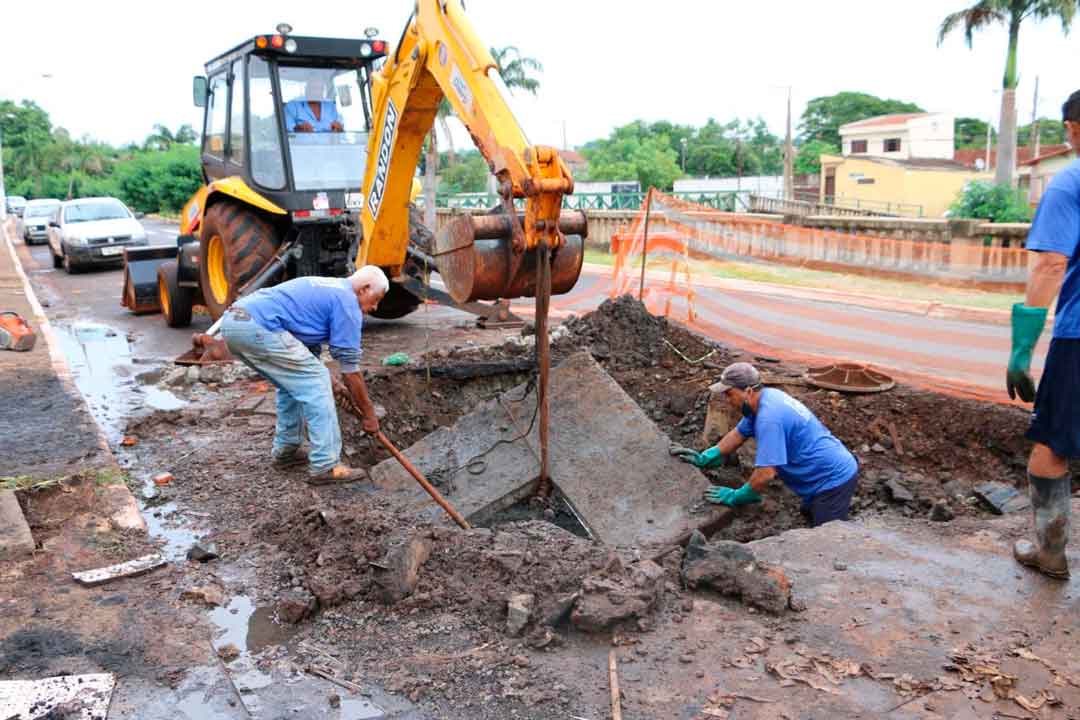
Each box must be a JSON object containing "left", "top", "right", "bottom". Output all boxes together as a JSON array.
[
  {"left": 938, "top": 0, "right": 1079, "bottom": 186},
  {"left": 1018, "top": 118, "right": 1066, "bottom": 146},
  {"left": 950, "top": 180, "right": 1033, "bottom": 221},
  {"left": 490, "top": 46, "right": 543, "bottom": 95},
  {"left": 798, "top": 92, "right": 924, "bottom": 147},
  {"left": 582, "top": 124, "right": 682, "bottom": 191},
  {"left": 440, "top": 152, "right": 489, "bottom": 193},
  {"left": 794, "top": 140, "right": 839, "bottom": 175},
  {"left": 955, "top": 116, "right": 997, "bottom": 148}
]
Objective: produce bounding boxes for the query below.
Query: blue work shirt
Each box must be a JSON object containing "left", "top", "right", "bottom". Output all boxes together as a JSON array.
[
  {"left": 736, "top": 388, "right": 857, "bottom": 499},
  {"left": 284, "top": 100, "right": 343, "bottom": 133},
  {"left": 1026, "top": 157, "right": 1080, "bottom": 338},
  {"left": 237, "top": 277, "right": 363, "bottom": 372}
]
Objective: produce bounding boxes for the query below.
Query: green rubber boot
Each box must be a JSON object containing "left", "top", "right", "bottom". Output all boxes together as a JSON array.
[{"left": 1013, "top": 473, "right": 1071, "bottom": 580}]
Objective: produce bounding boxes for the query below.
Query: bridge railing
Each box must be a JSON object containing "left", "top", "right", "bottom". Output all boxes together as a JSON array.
[{"left": 432, "top": 191, "right": 742, "bottom": 211}]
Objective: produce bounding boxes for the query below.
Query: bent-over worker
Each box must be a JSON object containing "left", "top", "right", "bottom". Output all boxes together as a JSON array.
[
  {"left": 220, "top": 267, "right": 388, "bottom": 484},
  {"left": 1003, "top": 89, "right": 1080, "bottom": 580},
  {"left": 678, "top": 362, "right": 859, "bottom": 527}
]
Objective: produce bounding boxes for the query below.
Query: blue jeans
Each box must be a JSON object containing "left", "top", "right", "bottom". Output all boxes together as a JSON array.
[{"left": 220, "top": 311, "right": 340, "bottom": 474}]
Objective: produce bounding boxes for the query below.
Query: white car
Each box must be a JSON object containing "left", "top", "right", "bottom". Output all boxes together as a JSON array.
[
  {"left": 17, "top": 199, "right": 61, "bottom": 244},
  {"left": 47, "top": 197, "right": 148, "bottom": 273}
]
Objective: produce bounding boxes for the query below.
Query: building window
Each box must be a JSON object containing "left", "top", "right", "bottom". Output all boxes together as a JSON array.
[
  {"left": 850, "top": 139, "right": 868, "bottom": 154},
  {"left": 884, "top": 138, "right": 901, "bottom": 153}
]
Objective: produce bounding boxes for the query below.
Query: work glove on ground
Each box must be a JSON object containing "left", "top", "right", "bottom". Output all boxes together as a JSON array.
[
  {"left": 704, "top": 482, "right": 762, "bottom": 506},
  {"left": 1007, "top": 303, "right": 1048, "bottom": 403}
]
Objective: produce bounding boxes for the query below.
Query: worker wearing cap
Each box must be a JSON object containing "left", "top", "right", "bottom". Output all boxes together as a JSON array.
[
  {"left": 677, "top": 362, "right": 859, "bottom": 527},
  {"left": 220, "top": 266, "right": 387, "bottom": 485},
  {"left": 1003, "top": 90, "right": 1080, "bottom": 580}
]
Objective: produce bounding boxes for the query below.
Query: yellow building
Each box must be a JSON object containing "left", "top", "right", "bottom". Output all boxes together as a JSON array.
[{"left": 819, "top": 154, "right": 991, "bottom": 218}]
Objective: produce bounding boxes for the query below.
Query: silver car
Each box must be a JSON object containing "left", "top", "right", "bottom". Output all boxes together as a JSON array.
[
  {"left": 47, "top": 197, "right": 149, "bottom": 273},
  {"left": 17, "top": 199, "right": 61, "bottom": 244}
]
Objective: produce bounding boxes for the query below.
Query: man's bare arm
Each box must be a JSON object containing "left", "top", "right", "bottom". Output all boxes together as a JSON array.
[{"left": 1026, "top": 251, "right": 1068, "bottom": 308}]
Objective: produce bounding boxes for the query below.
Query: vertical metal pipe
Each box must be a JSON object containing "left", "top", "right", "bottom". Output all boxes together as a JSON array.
[
  {"left": 639, "top": 188, "right": 652, "bottom": 301},
  {"left": 535, "top": 239, "right": 552, "bottom": 494}
]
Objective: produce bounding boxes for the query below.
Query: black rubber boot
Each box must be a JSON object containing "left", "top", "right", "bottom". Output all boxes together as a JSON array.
[{"left": 1013, "top": 473, "right": 1071, "bottom": 580}]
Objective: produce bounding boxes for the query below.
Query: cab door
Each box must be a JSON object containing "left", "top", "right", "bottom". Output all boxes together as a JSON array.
[{"left": 201, "top": 71, "right": 229, "bottom": 181}]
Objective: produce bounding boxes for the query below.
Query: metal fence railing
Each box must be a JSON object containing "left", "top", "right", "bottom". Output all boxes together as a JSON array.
[{"left": 431, "top": 191, "right": 742, "bottom": 212}]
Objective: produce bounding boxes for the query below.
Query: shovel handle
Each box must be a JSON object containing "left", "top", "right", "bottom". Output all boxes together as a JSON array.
[{"left": 375, "top": 431, "right": 472, "bottom": 530}]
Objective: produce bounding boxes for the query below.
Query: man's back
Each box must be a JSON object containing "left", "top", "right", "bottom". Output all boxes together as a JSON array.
[
  {"left": 238, "top": 276, "right": 361, "bottom": 351},
  {"left": 1027, "top": 158, "right": 1080, "bottom": 338}
]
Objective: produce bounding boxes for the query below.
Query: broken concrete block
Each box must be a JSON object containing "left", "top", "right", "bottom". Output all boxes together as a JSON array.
[
  {"left": 885, "top": 478, "right": 915, "bottom": 504},
  {"left": 974, "top": 482, "right": 1030, "bottom": 515},
  {"left": 276, "top": 589, "right": 317, "bottom": 624},
  {"left": 538, "top": 591, "right": 579, "bottom": 627},
  {"left": 681, "top": 531, "right": 791, "bottom": 615},
  {"left": 0, "top": 489, "right": 34, "bottom": 560},
  {"left": 0, "top": 673, "right": 115, "bottom": 719},
  {"left": 372, "top": 530, "right": 432, "bottom": 604},
  {"left": 571, "top": 560, "right": 666, "bottom": 633},
  {"left": 182, "top": 584, "right": 226, "bottom": 607},
  {"left": 506, "top": 593, "right": 535, "bottom": 637},
  {"left": 72, "top": 553, "right": 165, "bottom": 586}
]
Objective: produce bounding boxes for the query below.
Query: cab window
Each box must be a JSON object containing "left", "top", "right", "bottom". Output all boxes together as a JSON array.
[
  {"left": 228, "top": 58, "right": 245, "bottom": 164},
  {"left": 248, "top": 56, "right": 286, "bottom": 189},
  {"left": 204, "top": 72, "right": 228, "bottom": 158}
]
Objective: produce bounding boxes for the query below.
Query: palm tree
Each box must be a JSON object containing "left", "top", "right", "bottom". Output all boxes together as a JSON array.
[
  {"left": 938, "top": 0, "right": 1078, "bottom": 187},
  {"left": 490, "top": 46, "right": 543, "bottom": 96}
]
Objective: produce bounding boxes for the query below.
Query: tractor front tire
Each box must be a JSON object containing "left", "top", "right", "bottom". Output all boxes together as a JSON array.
[
  {"left": 199, "top": 200, "right": 280, "bottom": 319},
  {"left": 158, "top": 260, "right": 193, "bottom": 328}
]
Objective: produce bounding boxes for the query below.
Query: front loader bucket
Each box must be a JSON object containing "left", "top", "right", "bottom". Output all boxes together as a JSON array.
[
  {"left": 432, "top": 211, "right": 587, "bottom": 304},
  {"left": 121, "top": 246, "right": 176, "bottom": 314}
]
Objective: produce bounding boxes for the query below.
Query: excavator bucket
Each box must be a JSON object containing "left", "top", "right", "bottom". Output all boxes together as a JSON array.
[{"left": 432, "top": 210, "right": 587, "bottom": 304}]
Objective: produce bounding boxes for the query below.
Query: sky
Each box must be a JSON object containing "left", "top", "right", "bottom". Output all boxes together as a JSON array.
[{"left": 2, "top": 0, "right": 1079, "bottom": 151}]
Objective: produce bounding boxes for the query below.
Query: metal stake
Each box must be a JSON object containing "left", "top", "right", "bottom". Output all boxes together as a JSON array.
[
  {"left": 535, "top": 239, "right": 552, "bottom": 495},
  {"left": 639, "top": 188, "right": 653, "bottom": 300}
]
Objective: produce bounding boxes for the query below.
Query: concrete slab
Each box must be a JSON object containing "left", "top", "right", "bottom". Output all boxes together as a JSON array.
[
  {"left": 370, "top": 351, "right": 723, "bottom": 546},
  {"left": 0, "top": 488, "right": 34, "bottom": 560},
  {"left": 0, "top": 672, "right": 115, "bottom": 719}
]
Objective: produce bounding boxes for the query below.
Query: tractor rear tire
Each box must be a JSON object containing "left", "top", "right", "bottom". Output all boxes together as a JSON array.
[
  {"left": 199, "top": 200, "right": 280, "bottom": 319},
  {"left": 158, "top": 260, "right": 193, "bottom": 328}
]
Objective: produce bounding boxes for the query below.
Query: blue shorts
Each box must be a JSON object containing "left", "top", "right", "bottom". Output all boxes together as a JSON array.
[
  {"left": 1027, "top": 337, "right": 1080, "bottom": 459},
  {"left": 800, "top": 472, "right": 858, "bottom": 527}
]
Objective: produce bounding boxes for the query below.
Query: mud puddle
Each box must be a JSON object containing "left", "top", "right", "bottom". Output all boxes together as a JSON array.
[{"left": 52, "top": 321, "right": 185, "bottom": 444}]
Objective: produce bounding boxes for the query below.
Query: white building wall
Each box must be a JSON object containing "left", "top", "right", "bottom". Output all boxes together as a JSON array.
[
  {"left": 840, "top": 113, "right": 953, "bottom": 161},
  {"left": 674, "top": 176, "right": 784, "bottom": 194}
]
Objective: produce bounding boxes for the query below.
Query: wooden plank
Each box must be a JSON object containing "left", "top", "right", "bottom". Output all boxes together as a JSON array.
[
  {"left": 609, "top": 650, "right": 622, "bottom": 720},
  {"left": 71, "top": 553, "right": 165, "bottom": 586}
]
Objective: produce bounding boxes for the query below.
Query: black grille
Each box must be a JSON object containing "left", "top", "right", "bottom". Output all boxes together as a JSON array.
[{"left": 88, "top": 235, "right": 132, "bottom": 246}]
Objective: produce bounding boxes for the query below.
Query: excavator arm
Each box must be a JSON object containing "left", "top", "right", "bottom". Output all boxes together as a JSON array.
[{"left": 358, "top": 0, "right": 584, "bottom": 295}]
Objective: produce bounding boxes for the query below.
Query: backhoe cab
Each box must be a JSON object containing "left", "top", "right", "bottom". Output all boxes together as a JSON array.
[{"left": 124, "top": 28, "right": 412, "bottom": 325}]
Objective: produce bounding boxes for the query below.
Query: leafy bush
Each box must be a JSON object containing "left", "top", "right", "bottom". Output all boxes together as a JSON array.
[
  {"left": 113, "top": 145, "right": 203, "bottom": 213},
  {"left": 950, "top": 181, "right": 1033, "bottom": 223}
]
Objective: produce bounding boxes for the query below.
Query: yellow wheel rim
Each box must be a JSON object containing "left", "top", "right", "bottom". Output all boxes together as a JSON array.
[
  {"left": 207, "top": 234, "right": 229, "bottom": 305},
  {"left": 158, "top": 275, "right": 170, "bottom": 317}
]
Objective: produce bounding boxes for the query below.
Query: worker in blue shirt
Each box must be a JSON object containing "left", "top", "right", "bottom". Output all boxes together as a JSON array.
[
  {"left": 285, "top": 76, "right": 344, "bottom": 133},
  {"left": 677, "top": 362, "right": 859, "bottom": 527},
  {"left": 220, "top": 267, "right": 388, "bottom": 484},
  {"left": 1004, "top": 89, "right": 1080, "bottom": 580}
]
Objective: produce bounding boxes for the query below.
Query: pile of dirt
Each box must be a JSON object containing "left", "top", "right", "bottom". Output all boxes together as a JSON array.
[{"left": 559, "top": 294, "right": 670, "bottom": 368}]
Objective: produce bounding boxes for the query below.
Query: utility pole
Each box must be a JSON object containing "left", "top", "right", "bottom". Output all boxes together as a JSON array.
[
  {"left": 1031, "top": 75, "right": 1041, "bottom": 160},
  {"left": 985, "top": 119, "right": 993, "bottom": 172},
  {"left": 0, "top": 126, "right": 6, "bottom": 221},
  {"left": 783, "top": 86, "right": 794, "bottom": 200}
]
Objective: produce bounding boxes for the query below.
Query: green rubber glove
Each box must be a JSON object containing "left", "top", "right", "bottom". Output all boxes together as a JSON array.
[
  {"left": 690, "top": 446, "right": 724, "bottom": 469},
  {"left": 382, "top": 352, "right": 410, "bottom": 367},
  {"left": 704, "top": 482, "right": 762, "bottom": 506},
  {"left": 1007, "top": 303, "right": 1048, "bottom": 403}
]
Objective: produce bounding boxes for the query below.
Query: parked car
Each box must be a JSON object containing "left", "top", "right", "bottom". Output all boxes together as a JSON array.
[
  {"left": 17, "top": 199, "right": 61, "bottom": 244},
  {"left": 47, "top": 197, "right": 148, "bottom": 273},
  {"left": 5, "top": 196, "right": 27, "bottom": 217}
]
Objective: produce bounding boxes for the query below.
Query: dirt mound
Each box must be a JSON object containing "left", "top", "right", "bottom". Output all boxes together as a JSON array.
[{"left": 561, "top": 295, "right": 668, "bottom": 368}]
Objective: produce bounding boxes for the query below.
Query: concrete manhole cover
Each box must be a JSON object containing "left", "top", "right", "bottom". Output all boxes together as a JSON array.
[{"left": 804, "top": 363, "right": 895, "bottom": 393}]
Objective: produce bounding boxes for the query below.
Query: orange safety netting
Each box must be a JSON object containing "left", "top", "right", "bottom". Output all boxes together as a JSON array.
[{"left": 610, "top": 189, "right": 1030, "bottom": 295}]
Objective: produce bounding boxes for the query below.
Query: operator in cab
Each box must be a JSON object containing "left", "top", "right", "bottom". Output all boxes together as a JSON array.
[
  {"left": 286, "top": 76, "right": 344, "bottom": 133},
  {"left": 219, "top": 267, "right": 387, "bottom": 485},
  {"left": 676, "top": 362, "right": 859, "bottom": 527}
]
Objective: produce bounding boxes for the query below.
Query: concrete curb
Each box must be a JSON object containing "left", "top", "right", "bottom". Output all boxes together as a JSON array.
[{"left": 1, "top": 220, "right": 145, "bottom": 532}]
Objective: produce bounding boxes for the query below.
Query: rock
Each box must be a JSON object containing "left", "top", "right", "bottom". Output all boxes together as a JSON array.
[
  {"left": 525, "top": 627, "right": 559, "bottom": 649},
  {"left": 678, "top": 654, "right": 694, "bottom": 664},
  {"left": 871, "top": 443, "right": 886, "bottom": 453},
  {"left": 187, "top": 541, "right": 219, "bottom": 563},
  {"left": 973, "top": 481, "right": 1030, "bottom": 515},
  {"left": 184, "top": 366, "right": 200, "bottom": 384},
  {"left": 164, "top": 367, "right": 188, "bottom": 386},
  {"left": 507, "top": 593, "right": 535, "bottom": 637},
  {"left": 832, "top": 559, "right": 848, "bottom": 571},
  {"left": 328, "top": 693, "right": 341, "bottom": 709},
  {"left": 571, "top": 560, "right": 665, "bottom": 633},
  {"left": 680, "top": 531, "right": 791, "bottom": 615},
  {"left": 372, "top": 530, "right": 432, "bottom": 603},
  {"left": 276, "top": 589, "right": 317, "bottom": 624},
  {"left": 307, "top": 575, "right": 346, "bottom": 609},
  {"left": 885, "top": 478, "right": 915, "bottom": 504},
  {"left": 859, "top": 444, "right": 871, "bottom": 453},
  {"left": 182, "top": 584, "right": 225, "bottom": 607},
  {"left": 538, "top": 591, "right": 578, "bottom": 627},
  {"left": 216, "top": 643, "right": 241, "bottom": 662},
  {"left": 929, "top": 499, "right": 955, "bottom": 522},
  {"left": 153, "top": 472, "right": 174, "bottom": 486},
  {"left": 136, "top": 368, "right": 164, "bottom": 385},
  {"left": 512, "top": 654, "right": 531, "bottom": 668},
  {"left": 198, "top": 365, "right": 225, "bottom": 384}
]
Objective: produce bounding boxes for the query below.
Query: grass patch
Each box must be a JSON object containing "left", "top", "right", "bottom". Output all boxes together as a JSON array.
[
  {"left": 584, "top": 248, "right": 1022, "bottom": 312},
  {"left": 0, "top": 475, "right": 50, "bottom": 491},
  {"left": 94, "top": 467, "right": 127, "bottom": 487}
]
